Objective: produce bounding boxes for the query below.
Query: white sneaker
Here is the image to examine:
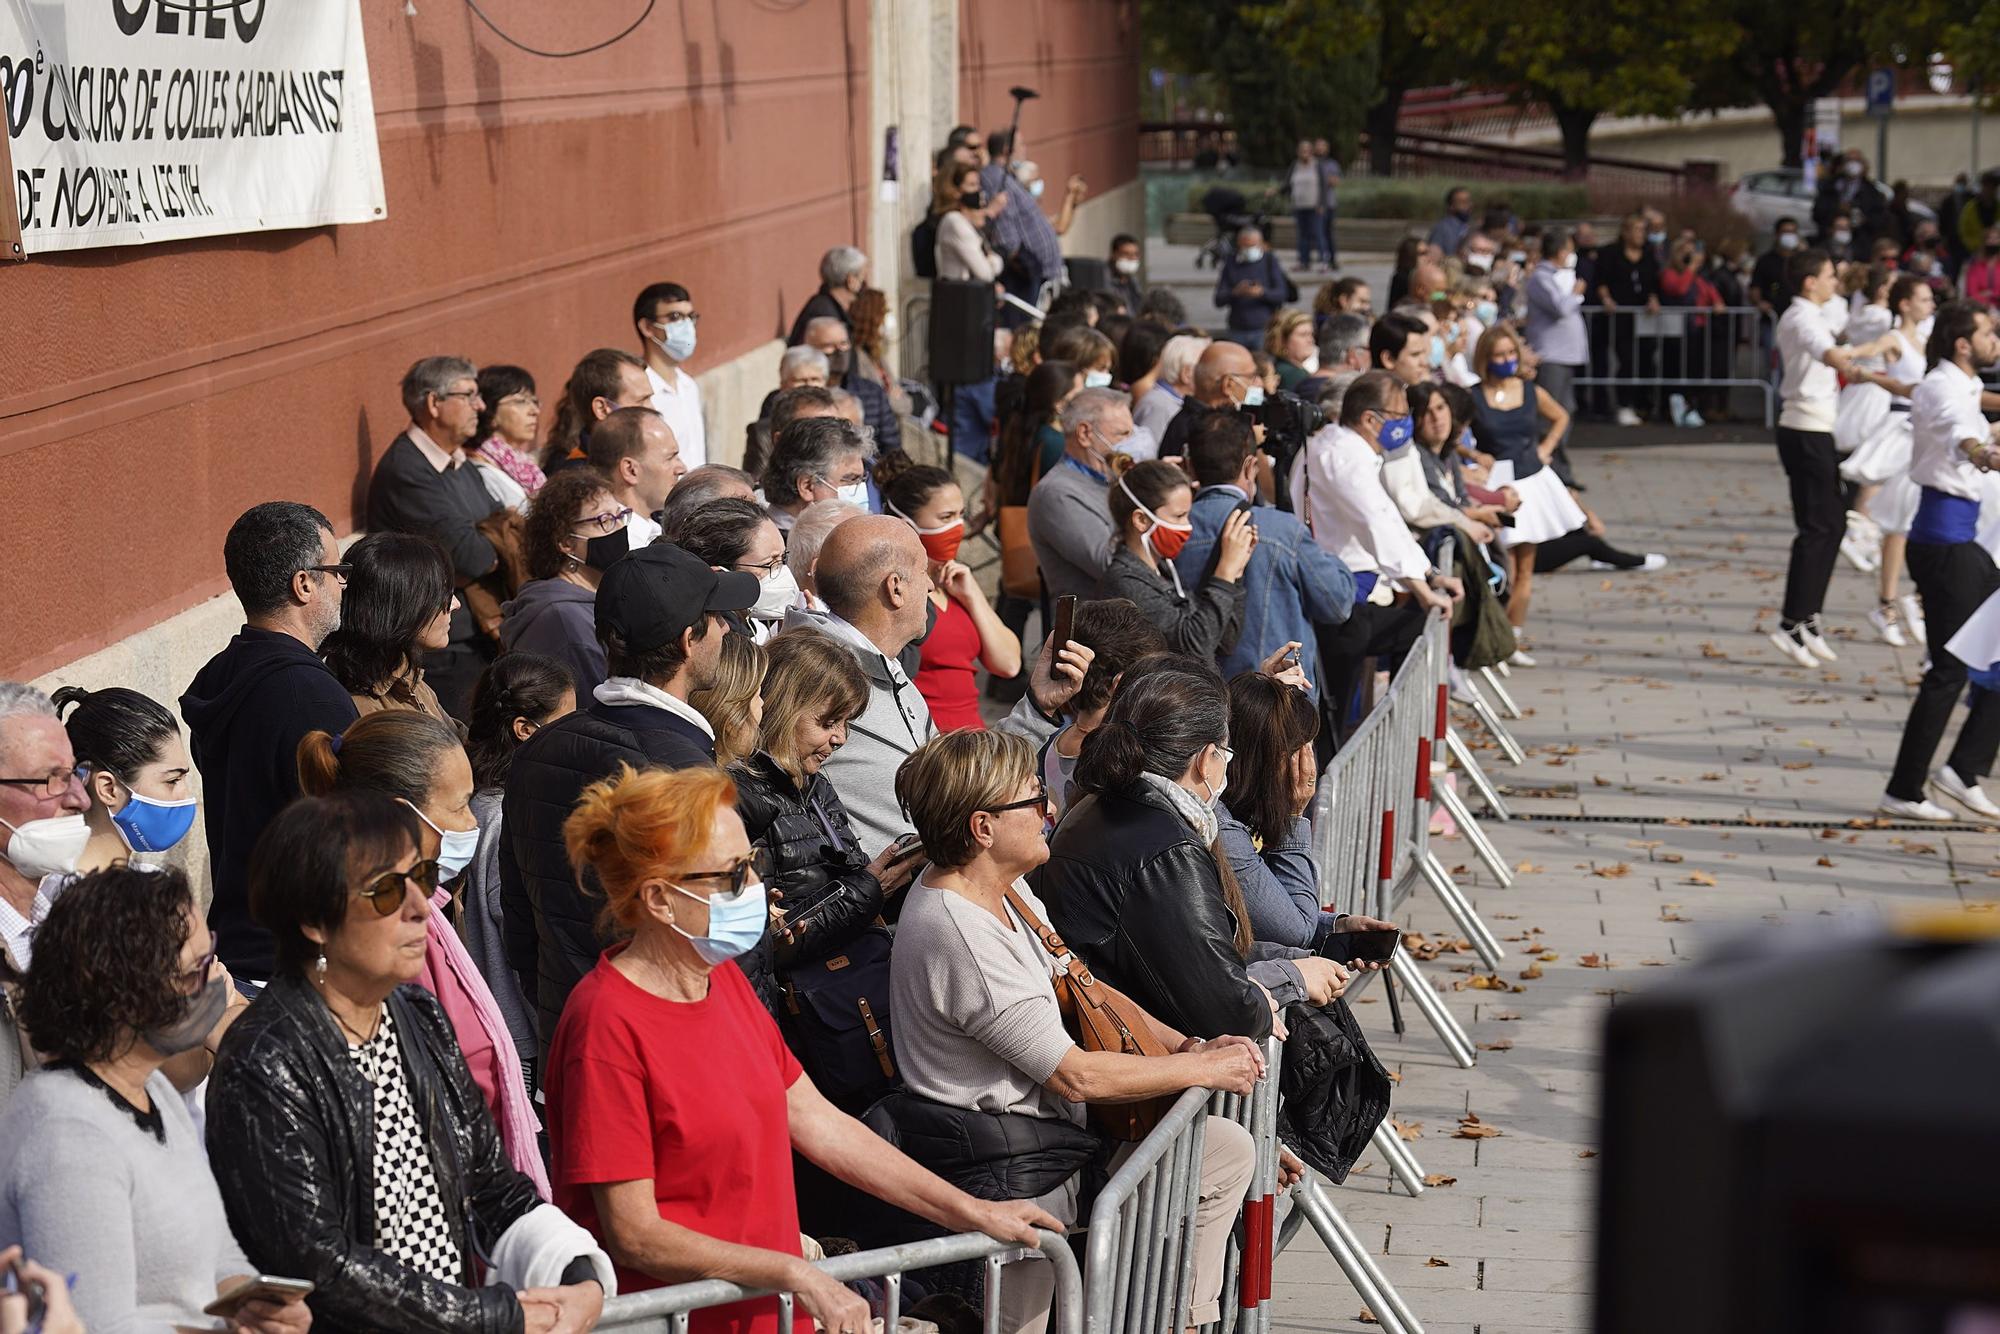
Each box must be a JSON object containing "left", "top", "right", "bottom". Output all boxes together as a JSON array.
[
  {"left": 1682, "top": 408, "right": 1706, "bottom": 428},
  {"left": 1508, "top": 649, "right": 1538, "bottom": 668},
  {"left": 1868, "top": 602, "right": 1908, "bottom": 648},
  {"left": 1839, "top": 530, "right": 1881, "bottom": 573},
  {"left": 1899, "top": 593, "right": 1927, "bottom": 645},
  {"left": 1768, "top": 625, "right": 1817, "bottom": 668},
  {"left": 1668, "top": 393, "right": 1690, "bottom": 427},
  {"left": 1638, "top": 553, "right": 1668, "bottom": 571},
  {"left": 1615, "top": 407, "right": 1642, "bottom": 427},
  {"left": 1877, "top": 793, "right": 1957, "bottom": 822},
  {"left": 1803, "top": 616, "right": 1839, "bottom": 662},
  {"left": 1933, "top": 766, "right": 2000, "bottom": 820}
]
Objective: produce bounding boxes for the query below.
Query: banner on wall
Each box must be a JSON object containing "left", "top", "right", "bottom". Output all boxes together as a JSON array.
[{"left": 0, "top": 0, "right": 386, "bottom": 254}]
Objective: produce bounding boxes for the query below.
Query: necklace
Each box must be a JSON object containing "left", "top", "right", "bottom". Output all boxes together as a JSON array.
[{"left": 316, "top": 980, "right": 383, "bottom": 1045}]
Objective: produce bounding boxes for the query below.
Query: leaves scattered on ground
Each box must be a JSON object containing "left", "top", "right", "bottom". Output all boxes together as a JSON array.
[
  {"left": 1453, "top": 1113, "right": 1503, "bottom": 1139},
  {"left": 1422, "top": 1173, "right": 1457, "bottom": 1188}
]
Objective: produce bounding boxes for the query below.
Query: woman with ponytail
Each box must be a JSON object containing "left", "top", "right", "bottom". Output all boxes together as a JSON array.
[
  {"left": 878, "top": 454, "right": 1020, "bottom": 730},
  {"left": 1036, "top": 658, "right": 1350, "bottom": 1043},
  {"left": 1097, "top": 458, "right": 1253, "bottom": 661},
  {"left": 53, "top": 685, "right": 199, "bottom": 872},
  {"left": 297, "top": 711, "right": 548, "bottom": 1196}
]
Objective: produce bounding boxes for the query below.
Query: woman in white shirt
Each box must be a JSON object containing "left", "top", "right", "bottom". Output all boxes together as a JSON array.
[
  {"left": 1839, "top": 273, "right": 1936, "bottom": 645},
  {"left": 933, "top": 164, "right": 1004, "bottom": 285}
]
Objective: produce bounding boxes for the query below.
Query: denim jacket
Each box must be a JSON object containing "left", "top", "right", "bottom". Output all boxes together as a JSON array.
[{"left": 1175, "top": 485, "right": 1354, "bottom": 695}]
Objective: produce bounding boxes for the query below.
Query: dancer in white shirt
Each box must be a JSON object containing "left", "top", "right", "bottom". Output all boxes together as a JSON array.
[{"left": 1838, "top": 273, "right": 1935, "bottom": 645}]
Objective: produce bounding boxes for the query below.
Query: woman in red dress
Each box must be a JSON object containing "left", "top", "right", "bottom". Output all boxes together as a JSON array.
[{"left": 877, "top": 457, "right": 1021, "bottom": 730}]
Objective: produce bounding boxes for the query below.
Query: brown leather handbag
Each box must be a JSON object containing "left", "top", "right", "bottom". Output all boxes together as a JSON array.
[
  {"left": 1005, "top": 887, "right": 1175, "bottom": 1141},
  {"left": 461, "top": 508, "right": 531, "bottom": 640}
]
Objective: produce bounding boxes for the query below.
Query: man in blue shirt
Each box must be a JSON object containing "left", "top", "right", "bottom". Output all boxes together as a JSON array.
[
  {"left": 1212, "top": 225, "right": 1298, "bottom": 346},
  {"left": 1175, "top": 412, "right": 1355, "bottom": 699},
  {"left": 1427, "top": 187, "right": 1474, "bottom": 257}
]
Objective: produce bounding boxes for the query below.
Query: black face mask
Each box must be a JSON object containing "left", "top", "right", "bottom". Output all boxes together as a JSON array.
[
  {"left": 581, "top": 530, "right": 630, "bottom": 571},
  {"left": 824, "top": 350, "right": 851, "bottom": 378},
  {"left": 961, "top": 188, "right": 986, "bottom": 210}
]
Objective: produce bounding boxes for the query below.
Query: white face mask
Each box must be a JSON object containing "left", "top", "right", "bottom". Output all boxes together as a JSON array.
[
  {"left": 820, "top": 475, "right": 870, "bottom": 510},
  {"left": 1465, "top": 251, "right": 1494, "bottom": 273},
  {"left": 1777, "top": 232, "right": 1801, "bottom": 251},
  {"left": 751, "top": 564, "right": 801, "bottom": 620},
  {"left": 1029, "top": 178, "right": 1045, "bottom": 199},
  {"left": 1114, "top": 257, "right": 1141, "bottom": 276},
  {"left": 1561, "top": 252, "right": 1579, "bottom": 270},
  {"left": 403, "top": 800, "right": 480, "bottom": 882},
  {"left": 1083, "top": 370, "right": 1113, "bottom": 389},
  {"left": 1240, "top": 246, "right": 1264, "bottom": 264},
  {"left": 0, "top": 813, "right": 90, "bottom": 882},
  {"left": 882, "top": 314, "right": 898, "bottom": 340},
  {"left": 1299, "top": 352, "right": 1321, "bottom": 376}
]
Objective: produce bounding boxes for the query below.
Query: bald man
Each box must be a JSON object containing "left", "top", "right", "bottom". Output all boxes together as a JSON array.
[
  {"left": 1161, "top": 340, "right": 1262, "bottom": 460},
  {"left": 784, "top": 514, "right": 937, "bottom": 846}
]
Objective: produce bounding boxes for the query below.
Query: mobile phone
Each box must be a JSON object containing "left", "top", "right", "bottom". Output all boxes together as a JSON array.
[
  {"left": 204, "top": 1276, "right": 315, "bottom": 1319},
  {"left": 1050, "top": 594, "right": 1078, "bottom": 654},
  {"left": 1320, "top": 928, "right": 1399, "bottom": 965},
  {"left": 890, "top": 831, "right": 926, "bottom": 860},
  {"left": 3, "top": 1257, "right": 46, "bottom": 1329}
]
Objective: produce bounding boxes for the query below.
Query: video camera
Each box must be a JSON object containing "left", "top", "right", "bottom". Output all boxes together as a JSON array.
[{"left": 1240, "top": 390, "right": 1324, "bottom": 513}]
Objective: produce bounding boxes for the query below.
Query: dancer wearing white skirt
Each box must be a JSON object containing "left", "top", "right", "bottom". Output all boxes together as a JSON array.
[
  {"left": 1468, "top": 325, "right": 1579, "bottom": 666},
  {"left": 1838, "top": 274, "right": 1936, "bottom": 645}
]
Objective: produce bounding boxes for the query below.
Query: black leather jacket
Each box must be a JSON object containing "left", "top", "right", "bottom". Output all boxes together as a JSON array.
[
  {"left": 205, "top": 976, "right": 547, "bottom": 1334},
  {"left": 730, "top": 751, "right": 886, "bottom": 1008},
  {"left": 1032, "top": 783, "right": 1274, "bottom": 1043}
]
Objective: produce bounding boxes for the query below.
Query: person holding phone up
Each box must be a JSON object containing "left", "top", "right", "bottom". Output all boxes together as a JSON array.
[{"left": 0, "top": 867, "right": 311, "bottom": 1334}]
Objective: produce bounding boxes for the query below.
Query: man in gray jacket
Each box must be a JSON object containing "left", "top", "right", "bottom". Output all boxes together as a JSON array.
[{"left": 1027, "top": 387, "right": 1132, "bottom": 602}]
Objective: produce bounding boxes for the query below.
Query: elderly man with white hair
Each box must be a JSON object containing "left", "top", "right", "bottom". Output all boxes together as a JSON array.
[
  {"left": 779, "top": 344, "right": 829, "bottom": 392},
  {"left": 788, "top": 245, "right": 869, "bottom": 346},
  {"left": 1133, "top": 332, "right": 1211, "bottom": 443},
  {"left": 1026, "top": 387, "right": 1135, "bottom": 602},
  {"left": 786, "top": 498, "right": 866, "bottom": 613}
]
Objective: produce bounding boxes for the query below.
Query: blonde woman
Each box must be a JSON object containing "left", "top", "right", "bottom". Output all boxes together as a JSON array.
[
  {"left": 690, "top": 632, "right": 768, "bottom": 767},
  {"left": 1264, "top": 308, "right": 1318, "bottom": 392}
]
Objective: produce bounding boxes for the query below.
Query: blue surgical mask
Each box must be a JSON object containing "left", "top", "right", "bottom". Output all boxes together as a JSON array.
[
  {"left": 1242, "top": 385, "right": 1266, "bottom": 408},
  {"left": 654, "top": 319, "right": 697, "bottom": 363},
  {"left": 1029, "top": 178, "right": 1046, "bottom": 199},
  {"left": 1428, "top": 336, "right": 1446, "bottom": 369},
  {"left": 1490, "top": 356, "right": 1519, "bottom": 378},
  {"left": 668, "top": 877, "right": 770, "bottom": 965},
  {"left": 109, "top": 784, "right": 198, "bottom": 854},
  {"left": 1084, "top": 369, "right": 1113, "bottom": 389},
  {"left": 1475, "top": 301, "right": 1499, "bottom": 326},
  {"left": 1379, "top": 414, "right": 1415, "bottom": 450},
  {"left": 403, "top": 800, "right": 481, "bottom": 881}
]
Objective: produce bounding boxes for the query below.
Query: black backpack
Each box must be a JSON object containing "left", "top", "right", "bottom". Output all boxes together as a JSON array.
[{"left": 778, "top": 924, "right": 899, "bottom": 1114}]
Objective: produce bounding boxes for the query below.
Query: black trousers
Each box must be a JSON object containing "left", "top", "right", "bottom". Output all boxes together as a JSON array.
[
  {"left": 1609, "top": 313, "right": 1658, "bottom": 410},
  {"left": 1887, "top": 540, "right": 2000, "bottom": 799},
  {"left": 1533, "top": 528, "right": 1645, "bottom": 573},
  {"left": 1315, "top": 598, "right": 1427, "bottom": 758},
  {"left": 1774, "top": 426, "right": 1845, "bottom": 625}
]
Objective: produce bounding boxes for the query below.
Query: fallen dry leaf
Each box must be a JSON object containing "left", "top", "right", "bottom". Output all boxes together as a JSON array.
[
  {"left": 1358, "top": 1309, "right": 1379, "bottom": 1325},
  {"left": 1519, "top": 962, "right": 1544, "bottom": 980},
  {"left": 1592, "top": 862, "right": 1632, "bottom": 879},
  {"left": 1660, "top": 908, "right": 1692, "bottom": 923},
  {"left": 1816, "top": 855, "right": 1837, "bottom": 867},
  {"left": 1580, "top": 953, "right": 1607, "bottom": 968},
  {"left": 1627, "top": 839, "right": 1662, "bottom": 850},
  {"left": 1639, "top": 958, "right": 1668, "bottom": 966},
  {"left": 1477, "top": 1039, "right": 1514, "bottom": 1051},
  {"left": 1577, "top": 1149, "right": 1599, "bottom": 1159},
  {"left": 1538, "top": 949, "right": 1560, "bottom": 961},
  {"left": 1422, "top": 1172, "right": 1457, "bottom": 1187},
  {"left": 1425, "top": 1257, "right": 1451, "bottom": 1267},
  {"left": 1782, "top": 760, "right": 1814, "bottom": 770},
  {"left": 1463, "top": 973, "right": 1510, "bottom": 991},
  {"left": 1491, "top": 1010, "right": 1521, "bottom": 1021},
  {"left": 1665, "top": 817, "right": 1692, "bottom": 827},
  {"left": 1820, "top": 828, "right": 1841, "bottom": 840},
  {"left": 1660, "top": 851, "right": 1685, "bottom": 863},
  {"left": 1391, "top": 1119, "right": 1422, "bottom": 1141},
  {"left": 1683, "top": 870, "right": 1719, "bottom": 887},
  {"left": 1514, "top": 860, "right": 1543, "bottom": 874},
  {"left": 1453, "top": 1114, "right": 1503, "bottom": 1140}
]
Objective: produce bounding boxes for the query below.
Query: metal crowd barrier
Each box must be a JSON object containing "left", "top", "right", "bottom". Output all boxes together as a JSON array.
[
  {"left": 597, "top": 1227, "right": 1082, "bottom": 1333},
  {"left": 1572, "top": 304, "right": 1778, "bottom": 428}
]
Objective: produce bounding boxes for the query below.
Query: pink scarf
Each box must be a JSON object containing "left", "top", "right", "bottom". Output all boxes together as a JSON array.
[{"left": 417, "top": 890, "right": 550, "bottom": 1200}]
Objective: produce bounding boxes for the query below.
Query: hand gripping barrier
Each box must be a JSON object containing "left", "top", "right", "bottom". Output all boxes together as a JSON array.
[
  {"left": 596, "top": 1228, "right": 1082, "bottom": 1333},
  {"left": 1081, "top": 1040, "right": 1426, "bottom": 1334}
]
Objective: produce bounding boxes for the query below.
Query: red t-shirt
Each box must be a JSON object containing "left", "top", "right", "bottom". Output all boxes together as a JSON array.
[
  {"left": 547, "top": 951, "right": 804, "bottom": 1333},
  {"left": 916, "top": 595, "right": 986, "bottom": 732}
]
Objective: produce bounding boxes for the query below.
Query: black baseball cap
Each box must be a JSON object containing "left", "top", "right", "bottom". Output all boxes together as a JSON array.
[{"left": 595, "top": 542, "right": 759, "bottom": 654}]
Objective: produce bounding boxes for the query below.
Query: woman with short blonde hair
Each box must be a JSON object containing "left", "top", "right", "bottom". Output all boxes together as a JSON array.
[
  {"left": 1262, "top": 308, "right": 1318, "bottom": 391},
  {"left": 689, "top": 632, "right": 768, "bottom": 767}
]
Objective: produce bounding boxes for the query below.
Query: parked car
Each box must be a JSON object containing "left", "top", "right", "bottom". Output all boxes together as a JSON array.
[{"left": 1729, "top": 167, "right": 1934, "bottom": 237}]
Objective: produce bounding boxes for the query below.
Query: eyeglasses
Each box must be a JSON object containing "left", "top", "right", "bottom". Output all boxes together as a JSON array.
[
  {"left": 435, "top": 389, "right": 482, "bottom": 404},
  {"left": 734, "top": 554, "right": 786, "bottom": 577},
  {"left": 574, "top": 507, "right": 634, "bottom": 536},
  {"left": 177, "top": 948, "right": 218, "bottom": 994},
  {"left": 654, "top": 311, "right": 701, "bottom": 326},
  {"left": 305, "top": 563, "right": 353, "bottom": 586},
  {"left": 498, "top": 393, "right": 541, "bottom": 410},
  {"left": 981, "top": 782, "right": 1052, "bottom": 816},
  {"left": 815, "top": 473, "right": 866, "bottom": 493},
  {"left": 354, "top": 859, "right": 440, "bottom": 917},
  {"left": 680, "top": 847, "right": 772, "bottom": 897},
  {"left": 0, "top": 768, "right": 82, "bottom": 799}
]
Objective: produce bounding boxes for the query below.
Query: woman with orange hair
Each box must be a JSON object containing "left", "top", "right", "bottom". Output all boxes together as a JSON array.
[{"left": 545, "top": 765, "right": 1061, "bottom": 1334}]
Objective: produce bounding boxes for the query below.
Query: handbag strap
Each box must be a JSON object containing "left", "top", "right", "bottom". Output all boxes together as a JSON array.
[{"left": 1002, "top": 887, "right": 1097, "bottom": 990}]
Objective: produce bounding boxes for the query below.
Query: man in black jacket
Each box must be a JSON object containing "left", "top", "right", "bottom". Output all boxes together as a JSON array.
[
  {"left": 501, "top": 542, "right": 759, "bottom": 1060},
  {"left": 181, "top": 502, "right": 358, "bottom": 983},
  {"left": 366, "top": 356, "right": 502, "bottom": 719}
]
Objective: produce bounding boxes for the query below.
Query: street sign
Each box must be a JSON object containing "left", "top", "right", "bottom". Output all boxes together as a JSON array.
[{"left": 1867, "top": 68, "right": 1895, "bottom": 118}]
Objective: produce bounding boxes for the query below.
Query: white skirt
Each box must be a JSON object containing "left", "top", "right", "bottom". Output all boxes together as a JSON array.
[
  {"left": 1488, "top": 459, "right": 1588, "bottom": 547},
  {"left": 1868, "top": 472, "right": 1920, "bottom": 535},
  {"left": 1947, "top": 586, "right": 2000, "bottom": 671},
  {"left": 1834, "top": 382, "right": 1893, "bottom": 459},
  {"left": 1839, "top": 402, "right": 1912, "bottom": 485}
]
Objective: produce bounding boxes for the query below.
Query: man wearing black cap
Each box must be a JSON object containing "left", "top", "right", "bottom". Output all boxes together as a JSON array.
[{"left": 500, "top": 542, "right": 759, "bottom": 1063}]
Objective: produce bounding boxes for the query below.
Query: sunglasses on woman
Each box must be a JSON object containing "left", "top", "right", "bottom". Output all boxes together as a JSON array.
[
  {"left": 980, "top": 782, "right": 1052, "bottom": 816},
  {"left": 680, "top": 847, "right": 773, "bottom": 898},
  {"left": 355, "top": 859, "right": 441, "bottom": 917}
]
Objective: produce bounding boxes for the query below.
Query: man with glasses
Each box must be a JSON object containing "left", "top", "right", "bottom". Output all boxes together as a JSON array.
[
  {"left": 762, "top": 415, "right": 877, "bottom": 538},
  {"left": 0, "top": 682, "right": 87, "bottom": 1104},
  {"left": 367, "top": 355, "right": 507, "bottom": 718},
  {"left": 1159, "top": 340, "right": 1262, "bottom": 465},
  {"left": 633, "top": 280, "right": 708, "bottom": 471},
  {"left": 181, "top": 502, "right": 359, "bottom": 987},
  {"left": 501, "top": 542, "right": 760, "bottom": 1059},
  {"left": 585, "top": 405, "right": 685, "bottom": 550},
  {"left": 1027, "top": 388, "right": 1135, "bottom": 603}
]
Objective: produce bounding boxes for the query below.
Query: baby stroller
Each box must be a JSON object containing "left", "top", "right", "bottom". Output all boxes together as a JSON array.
[{"left": 1196, "top": 185, "right": 1271, "bottom": 269}]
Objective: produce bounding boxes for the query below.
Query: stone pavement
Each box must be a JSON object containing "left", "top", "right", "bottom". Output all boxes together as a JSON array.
[{"left": 1269, "top": 429, "right": 2000, "bottom": 1333}]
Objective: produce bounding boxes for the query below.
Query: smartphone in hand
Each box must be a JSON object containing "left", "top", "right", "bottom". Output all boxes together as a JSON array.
[
  {"left": 1320, "top": 928, "right": 1399, "bottom": 965},
  {"left": 1051, "top": 594, "right": 1077, "bottom": 653}
]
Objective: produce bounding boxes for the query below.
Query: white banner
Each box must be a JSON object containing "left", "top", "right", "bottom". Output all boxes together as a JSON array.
[{"left": 1, "top": 0, "right": 386, "bottom": 254}]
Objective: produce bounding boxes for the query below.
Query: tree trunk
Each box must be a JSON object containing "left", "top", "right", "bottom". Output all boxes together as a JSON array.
[
  {"left": 1367, "top": 85, "right": 1405, "bottom": 177},
  {"left": 1768, "top": 92, "right": 1808, "bottom": 168},
  {"left": 1552, "top": 102, "right": 1598, "bottom": 177}
]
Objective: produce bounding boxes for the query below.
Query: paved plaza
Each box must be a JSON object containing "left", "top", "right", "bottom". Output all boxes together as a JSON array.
[{"left": 1271, "top": 430, "right": 2000, "bottom": 1333}]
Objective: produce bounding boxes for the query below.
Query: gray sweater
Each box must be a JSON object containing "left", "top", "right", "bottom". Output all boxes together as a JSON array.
[
  {"left": 466, "top": 788, "right": 538, "bottom": 1073},
  {"left": 1026, "top": 460, "right": 1118, "bottom": 603},
  {"left": 0, "top": 1067, "right": 250, "bottom": 1332}
]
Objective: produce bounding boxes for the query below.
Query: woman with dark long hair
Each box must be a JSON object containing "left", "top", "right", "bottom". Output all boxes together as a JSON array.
[
  {"left": 319, "top": 532, "right": 459, "bottom": 724},
  {"left": 466, "top": 364, "right": 545, "bottom": 509},
  {"left": 1098, "top": 459, "right": 1251, "bottom": 662},
  {"left": 1035, "top": 658, "right": 1347, "bottom": 1042},
  {"left": 992, "top": 359, "right": 1080, "bottom": 509}
]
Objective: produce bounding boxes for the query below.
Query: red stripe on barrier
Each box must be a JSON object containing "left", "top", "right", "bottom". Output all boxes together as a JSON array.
[
  {"left": 1378, "top": 809, "right": 1395, "bottom": 883},
  {"left": 1415, "top": 736, "right": 1432, "bottom": 800},
  {"left": 1259, "top": 1194, "right": 1276, "bottom": 1300},
  {"left": 1239, "top": 1195, "right": 1263, "bottom": 1308},
  {"left": 1435, "top": 682, "right": 1448, "bottom": 742}
]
